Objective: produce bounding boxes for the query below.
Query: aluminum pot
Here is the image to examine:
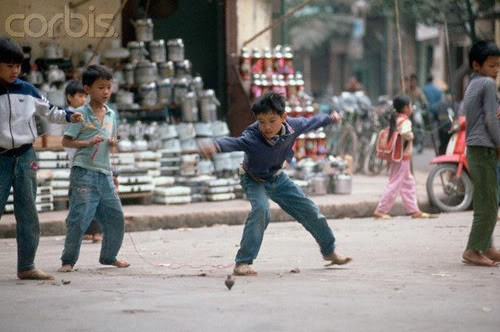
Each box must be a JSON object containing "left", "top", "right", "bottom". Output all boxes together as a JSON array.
[
  {"left": 173, "top": 77, "right": 189, "bottom": 106},
  {"left": 213, "top": 153, "right": 232, "bottom": 172},
  {"left": 127, "top": 41, "right": 146, "bottom": 63},
  {"left": 175, "top": 123, "right": 196, "bottom": 140},
  {"left": 132, "top": 18, "right": 154, "bottom": 42},
  {"left": 138, "top": 82, "right": 158, "bottom": 107},
  {"left": 158, "top": 61, "right": 175, "bottom": 79},
  {"left": 190, "top": 75, "right": 204, "bottom": 96},
  {"left": 310, "top": 174, "right": 328, "bottom": 195},
  {"left": 116, "top": 90, "right": 135, "bottom": 105},
  {"left": 167, "top": 39, "right": 184, "bottom": 62},
  {"left": 123, "top": 63, "right": 135, "bottom": 85},
  {"left": 149, "top": 39, "right": 166, "bottom": 63},
  {"left": 197, "top": 159, "right": 214, "bottom": 175},
  {"left": 174, "top": 60, "right": 192, "bottom": 78},
  {"left": 181, "top": 92, "right": 198, "bottom": 122},
  {"left": 332, "top": 173, "right": 352, "bottom": 194},
  {"left": 134, "top": 61, "right": 157, "bottom": 85},
  {"left": 157, "top": 78, "right": 173, "bottom": 105},
  {"left": 199, "top": 89, "right": 219, "bottom": 122}
]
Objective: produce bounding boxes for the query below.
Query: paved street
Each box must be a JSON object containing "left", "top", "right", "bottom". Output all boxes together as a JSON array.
[{"left": 1, "top": 211, "right": 499, "bottom": 332}]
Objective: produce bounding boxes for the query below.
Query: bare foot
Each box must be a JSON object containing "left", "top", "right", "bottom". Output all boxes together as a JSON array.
[
  {"left": 17, "top": 269, "right": 54, "bottom": 280},
  {"left": 462, "top": 249, "right": 497, "bottom": 267},
  {"left": 373, "top": 211, "right": 392, "bottom": 220},
  {"left": 92, "top": 233, "right": 103, "bottom": 243},
  {"left": 484, "top": 248, "right": 500, "bottom": 262},
  {"left": 83, "top": 234, "right": 93, "bottom": 241},
  {"left": 57, "top": 264, "right": 74, "bottom": 272},
  {"left": 233, "top": 264, "right": 257, "bottom": 276},
  {"left": 323, "top": 252, "right": 352, "bottom": 266},
  {"left": 111, "top": 260, "right": 130, "bottom": 268}
]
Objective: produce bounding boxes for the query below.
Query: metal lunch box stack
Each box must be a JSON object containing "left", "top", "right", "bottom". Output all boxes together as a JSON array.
[{"left": 5, "top": 178, "right": 54, "bottom": 213}]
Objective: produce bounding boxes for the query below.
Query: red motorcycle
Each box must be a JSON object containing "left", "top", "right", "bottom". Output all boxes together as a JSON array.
[{"left": 426, "top": 116, "right": 473, "bottom": 212}]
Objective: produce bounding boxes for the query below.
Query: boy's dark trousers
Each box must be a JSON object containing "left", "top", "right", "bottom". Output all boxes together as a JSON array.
[
  {"left": 0, "top": 145, "right": 40, "bottom": 273},
  {"left": 466, "top": 146, "right": 498, "bottom": 251}
]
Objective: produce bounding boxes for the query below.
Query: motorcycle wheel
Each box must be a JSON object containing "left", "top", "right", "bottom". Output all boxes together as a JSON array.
[
  {"left": 426, "top": 163, "right": 473, "bottom": 212},
  {"left": 336, "top": 125, "right": 358, "bottom": 171},
  {"left": 363, "top": 142, "right": 385, "bottom": 175}
]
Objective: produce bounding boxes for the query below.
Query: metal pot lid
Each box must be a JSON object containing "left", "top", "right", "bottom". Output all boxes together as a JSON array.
[
  {"left": 135, "top": 60, "right": 157, "bottom": 69},
  {"left": 127, "top": 41, "right": 144, "bottom": 48},
  {"left": 150, "top": 39, "right": 165, "bottom": 47},
  {"left": 167, "top": 38, "right": 184, "bottom": 46},
  {"left": 135, "top": 18, "right": 153, "bottom": 26}
]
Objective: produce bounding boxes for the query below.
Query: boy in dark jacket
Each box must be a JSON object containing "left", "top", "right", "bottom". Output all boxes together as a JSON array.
[
  {"left": 0, "top": 37, "right": 82, "bottom": 280},
  {"left": 201, "top": 92, "right": 351, "bottom": 276}
]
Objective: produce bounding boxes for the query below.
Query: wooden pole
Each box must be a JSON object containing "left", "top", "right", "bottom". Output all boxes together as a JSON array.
[{"left": 394, "top": 0, "right": 405, "bottom": 92}]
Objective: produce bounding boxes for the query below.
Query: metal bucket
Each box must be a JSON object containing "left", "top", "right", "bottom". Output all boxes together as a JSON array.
[
  {"left": 133, "top": 18, "right": 154, "bottom": 42},
  {"left": 149, "top": 39, "right": 166, "bottom": 63},
  {"left": 332, "top": 173, "right": 352, "bottom": 195},
  {"left": 181, "top": 92, "right": 198, "bottom": 122},
  {"left": 157, "top": 78, "right": 173, "bottom": 105},
  {"left": 167, "top": 39, "right": 184, "bottom": 62}
]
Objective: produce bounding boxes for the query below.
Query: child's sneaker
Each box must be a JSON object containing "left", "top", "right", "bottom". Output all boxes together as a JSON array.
[{"left": 233, "top": 264, "right": 257, "bottom": 276}]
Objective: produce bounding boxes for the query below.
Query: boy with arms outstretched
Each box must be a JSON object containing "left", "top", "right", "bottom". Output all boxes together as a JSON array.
[{"left": 201, "top": 92, "right": 351, "bottom": 276}]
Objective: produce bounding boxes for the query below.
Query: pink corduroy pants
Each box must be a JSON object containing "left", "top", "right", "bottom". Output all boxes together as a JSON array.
[{"left": 376, "top": 159, "right": 420, "bottom": 214}]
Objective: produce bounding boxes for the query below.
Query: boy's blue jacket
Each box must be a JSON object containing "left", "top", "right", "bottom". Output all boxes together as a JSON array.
[
  {"left": 0, "top": 78, "right": 69, "bottom": 150},
  {"left": 215, "top": 114, "right": 333, "bottom": 180}
]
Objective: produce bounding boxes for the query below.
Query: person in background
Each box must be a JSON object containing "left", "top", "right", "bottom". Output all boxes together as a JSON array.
[
  {"left": 423, "top": 75, "right": 443, "bottom": 123},
  {"left": 433, "top": 92, "right": 455, "bottom": 155},
  {"left": 404, "top": 74, "right": 427, "bottom": 107},
  {"left": 373, "top": 95, "right": 434, "bottom": 220}
]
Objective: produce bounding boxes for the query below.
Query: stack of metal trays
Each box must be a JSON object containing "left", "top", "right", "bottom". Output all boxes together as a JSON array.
[
  {"left": 159, "top": 149, "right": 181, "bottom": 176},
  {"left": 51, "top": 169, "right": 71, "bottom": 198},
  {"left": 117, "top": 169, "right": 154, "bottom": 194},
  {"left": 205, "top": 178, "right": 238, "bottom": 201},
  {"left": 5, "top": 185, "right": 54, "bottom": 213},
  {"left": 175, "top": 175, "right": 216, "bottom": 202},
  {"left": 135, "top": 151, "right": 161, "bottom": 173},
  {"left": 154, "top": 186, "right": 192, "bottom": 205}
]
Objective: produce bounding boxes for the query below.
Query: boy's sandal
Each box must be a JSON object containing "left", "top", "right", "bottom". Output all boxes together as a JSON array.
[
  {"left": 373, "top": 211, "right": 392, "bottom": 220},
  {"left": 233, "top": 264, "right": 257, "bottom": 276},
  {"left": 411, "top": 212, "right": 437, "bottom": 219}
]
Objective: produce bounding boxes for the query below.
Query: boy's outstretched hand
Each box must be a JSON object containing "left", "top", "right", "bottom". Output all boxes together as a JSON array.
[
  {"left": 70, "top": 113, "right": 84, "bottom": 123},
  {"left": 108, "top": 137, "right": 118, "bottom": 148},
  {"left": 330, "top": 111, "right": 341, "bottom": 123},
  {"left": 199, "top": 142, "right": 218, "bottom": 158}
]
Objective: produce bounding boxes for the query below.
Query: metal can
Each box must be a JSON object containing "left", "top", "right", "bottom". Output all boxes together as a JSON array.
[
  {"left": 157, "top": 78, "right": 173, "bottom": 105},
  {"left": 138, "top": 82, "right": 158, "bottom": 107},
  {"left": 134, "top": 60, "right": 157, "bottom": 85},
  {"left": 149, "top": 39, "right": 166, "bottom": 63},
  {"left": 128, "top": 41, "right": 145, "bottom": 63},
  {"left": 167, "top": 39, "right": 185, "bottom": 62},
  {"left": 158, "top": 61, "right": 175, "bottom": 79}
]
